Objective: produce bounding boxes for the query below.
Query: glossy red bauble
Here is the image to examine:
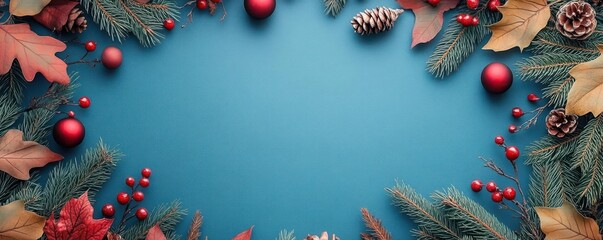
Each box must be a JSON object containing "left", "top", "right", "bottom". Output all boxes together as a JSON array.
[
  {"left": 481, "top": 62, "right": 513, "bottom": 94},
  {"left": 79, "top": 96, "right": 91, "bottom": 108},
  {"left": 487, "top": 0, "right": 501, "bottom": 12},
  {"left": 117, "top": 192, "right": 130, "bottom": 205},
  {"left": 84, "top": 41, "right": 96, "bottom": 52},
  {"left": 141, "top": 168, "right": 152, "bottom": 178},
  {"left": 136, "top": 208, "right": 148, "bottom": 220},
  {"left": 508, "top": 124, "right": 517, "bottom": 133},
  {"left": 244, "top": 0, "right": 276, "bottom": 19},
  {"left": 211, "top": 0, "right": 220, "bottom": 2},
  {"left": 126, "top": 177, "right": 136, "bottom": 187},
  {"left": 492, "top": 191, "right": 504, "bottom": 202},
  {"left": 427, "top": 0, "right": 440, "bottom": 6},
  {"left": 196, "top": 0, "right": 207, "bottom": 9},
  {"left": 466, "top": 0, "right": 479, "bottom": 9},
  {"left": 494, "top": 136, "right": 504, "bottom": 145},
  {"left": 132, "top": 191, "right": 145, "bottom": 202},
  {"left": 163, "top": 18, "right": 175, "bottom": 31},
  {"left": 503, "top": 187, "right": 516, "bottom": 200},
  {"left": 101, "top": 204, "right": 115, "bottom": 218},
  {"left": 53, "top": 117, "right": 85, "bottom": 148},
  {"left": 505, "top": 146, "right": 520, "bottom": 161},
  {"left": 527, "top": 93, "right": 540, "bottom": 102},
  {"left": 512, "top": 107, "right": 524, "bottom": 118},
  {"left": 139, "top": 178, "right": 150, "bottom": 188},
  {"left": 101, "top": 46, "right": 123, "bottom": 69},
  {"left": 486, "top": 181, "right": 497, "bottom": 192},
  {"left": 471, "top": 180, "right": 483, "bottom": 192}
]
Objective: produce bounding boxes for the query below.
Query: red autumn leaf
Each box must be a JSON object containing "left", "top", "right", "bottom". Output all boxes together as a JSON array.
[
  {"left": 233, "top": 226, "right": 254, "bottom": 240},
  {"left": 397, "top": 0, "right": 460, "bottom": 47},
  {"left": 0, "top": 129, "right": 63, "bottom": 180},
  {"left": 145, "top": 224, "right": 167, "bottom": 240},
  {"left": 44, "top": 191, "right": 113, "bottom": 240},
  {"left": 33, "top": 0, "right": 78, "bottom": 31},
  {"left": 0, "top": 23, "right": 69, "bottom": 84}
]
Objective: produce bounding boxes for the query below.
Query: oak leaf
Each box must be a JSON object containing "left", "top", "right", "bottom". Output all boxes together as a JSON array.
[
  {"left": 0, "top": 200, "right": 46, "bottom": 240},
  {"left": 566, "top": 46, "right": 603, "bottom": 116},
  {"left": 0, "top": 129, "right": 63, "bottom": 180},
  {"left": 483, "top": 0, "right": 550, "bottom": 52},
  {"left": 397, "top": 0, "right": 460, "bottom": 47},
  {"left": 233, "top": 226, "right": 253, "bottom": 240},
  {"left": 0, "top": 23, "right": 69, "bottom": 84},
  {"left": 536, "top": 202, "right": 602, "bottom": 240},
  {"left": 44, "top": 191, "right": 113, "bottom": 240},
  {"left": 145, "top": 225, "right": 167, "bottom": 240},
  {"left": 9, "top": 0, "right": 52, "bottom": 16},
  {"left": 33, "top": 0, "right": 79, "bottom": 31}
]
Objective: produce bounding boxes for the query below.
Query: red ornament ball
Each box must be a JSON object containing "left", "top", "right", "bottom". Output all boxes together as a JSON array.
[
  {"left": 470, "top": 180, "right": 483, "bottom": 192},
  {"left": 196, "top": 0, "right": 207, "bottom": 9},
  {"left": 487, "top": 0, "right": 501, "bottom": 11},
  {"left": 527, "top": 93, "right": 540, "bottom": 102},
  {"left": 466, "top": 0, "right": 479, "bottom": 9},
  {"left": 101, "top": 204, "right": 115, "bottom": 218},
  {"left": 117, "top": 192, "right": 130, "bottom": 205},
  {"left": 136, "top": 208, "right": 148, "bottom": 220},
  {"left": 84, "top": 41, "right": 96, "bottom": 52},
  {"left": 101, "top": 46, "right": 123, "bottom": 69},
  {"left": 427, "top": 0, "right": 440, "bottom": 6},
  {"left": 79, "top": 96, "right": 91, "bottom": 108},
  {"left": 211, "top": 0, "right": 221, "bottom": 2},
  {"left": 163, "top": 18, "right": 175, "bottom": 31},
  {"left": 485, "top": 181, "right": 497, "bottom": 192},
  {"left": 494, "top": 136, "right": 504, "bottom": 145},
  {"left": 503, "top": 187, "right": 516, "bottom": 200},
  {"left": 53, "top": 117, "right": 85, "bottom": 148},
  {"left": 67, "top": 111, "right": 75, "bottom": 118},
  {"left": 492, "top": 191, "right": 504, "bottom": 202},
  {"left": 244, "top": 0, "right": 276, "bottom": 19},
  {"left": 132, "top": 191, "right": 145, "bottom": 202},
  {"left": 139, "top": 178, "right": 150, "bottom": 188},
  {"left": 505, "top": 146, "right": 520, "bottom": 161},
  {"left": 481, "top": 62, "right": 513, "bottom": 94},
  {"left": 511, "top": 107, "right": 524, "bottom": 118},
  {"left": 126, "top": 177, "right": 136, "bottom": 187},
  {"left": 508, "top": 124, "right": 517, "bottom": 133}
]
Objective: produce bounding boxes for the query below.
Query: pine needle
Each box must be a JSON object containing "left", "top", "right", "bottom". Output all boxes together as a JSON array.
[
  {"left": 277, "top": 229, "right": 295, "bottom": 240},
  {"left": 360, "top": 208, "right": 392, "bottom": 240},
  {"left": 187, "top": 211, "right": 203, "bottom": 240},
  {"left": 323, "top": 0, "right": 345, "bottom": 17}
]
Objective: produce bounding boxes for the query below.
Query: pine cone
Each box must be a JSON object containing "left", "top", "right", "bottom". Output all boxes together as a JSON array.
[
  {"left": 351, "top": 7, "right": 404, "bottom": 35},
  {"left": 546, "top": 108, "right": 578, "bottom": 138},
  {"left": 65, "top": 6, "right": 87, "bottom": 33},
  {"left": 556, "top": 1, "right": 596, "bottom": 40}
]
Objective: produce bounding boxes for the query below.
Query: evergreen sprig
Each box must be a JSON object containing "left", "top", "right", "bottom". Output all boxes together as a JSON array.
[
  {"left": 323, "top": 0, "right": 346, "bottom": 17},
  {"left": 121, "top": 200, "right": 186, "bottom": 240},
  {"left": 277, "top": 230, "right": 296, "bottom": 240},
  {"left": 575, "top": 116, "right": 603, "bottom": 204}
]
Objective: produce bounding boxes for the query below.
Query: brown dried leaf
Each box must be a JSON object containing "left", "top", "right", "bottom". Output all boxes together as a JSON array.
[
  {"left": 0, "top": 200, "right": 46, "bottom": 240},
  {"left": 0, "top": 129, "right": 63, "bottom": 180},
  {"left": 566, "top": 45, "right": 603, "bottom": 116},
  {"left": 536, "top": 202, "right": 602, "bottom": 240},
  {"left": 33, "top": 0, "right": 78, "bottom": 31},
  {"left": 9, "top": 0, "right": 52, "bottom": 16}
]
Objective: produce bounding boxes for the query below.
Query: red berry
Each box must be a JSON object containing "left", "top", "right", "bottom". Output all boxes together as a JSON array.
[
  {"left": 84, "top": 41, "right": 96, "bottom": 52},
  {"left": 117, "top": 192, "right": 130, "bottom": 205},
  {"left": 494, "top": 136, "right": 505, "bottom": 145},
  {"left": 486, "top": 181, "right": 497, "bottom": 192},
  {"left": 211, "top": 0, "right": 221, "bottom": 3},
  {"left": 487, "top": 0, "right": 501, "bottom": 11},
  {"left": 78, "top": 96, "right": 91, "bottom": 108},
  {"left": 471, "top": 16, "right": 479, "bottom": 26},
  {"left": 163, "top": 18, "right": 175, "bottom": 31},
  {"left": 141, "top": 168, "right": 152, "bottom": 178},
  {"left": 101, "top": 204, "right": 115, "bottom": 218},
  {"left": 466, "top": 0, "right": 479, "bottom": 9},
  {"left": 503, "top": 187, "right": 516, "bottom": 200},
  {"left": 126, "top": 177, "right": 136, "bottom": 187},
  {"left": 427, "top": 0, "right": 440, "bottom": 6},
  {"left": 508, "top": 124, "right": 517, "bottom": 133},
  {"left": 505, "top": 146, "right": 520, "bottom": 161},
  {"left": 492, "top": 191, "right": 504, "bottom": 202},
  {"left": 139, "top": 178, "right": 150, "bottom": 188},
  {"left": 461, "top": 14, "right": 473, "bottom": 26},
  {"left": 527, "top": 93, "right": 540, "bottom": 102},
  {"left": 67, "top": 111, "right": 75, "bottom": 118},
  {"left": 132, "top": 191, "right": 145, "bottom": 202},
  {"left": 512, "top": 107, "right": 524, "bottom": 118},
  {"left": 196, "top": 0, "right": 207, "bottom": 9},
  {"left": 471, "top": 180, "right": 483, "bottom": 192},
  {"left": 136, "top": 208, "right": 148, "bottom": 220},
  {"left": 456, "top": 14, "right": 465, "bottom": 24}
]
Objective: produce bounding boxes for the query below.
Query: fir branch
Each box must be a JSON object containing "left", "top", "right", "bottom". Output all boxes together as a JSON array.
[
  {"left": 542, "top": 77, "right": 574, "bottom": 108},
  {"left": 410, "top": 229, "right": 438, "bottom": 240},
  {"left": 121, "top": 201, "right": 186, "bottom": 240},
  {"left": 427, "top": 5, "right": 500, "bottom": 78},
  {"left": 433, "top": 187, "right": 519, "bottom": 240},
  {"left": 80, "top": 0, "right": 129, "bottom": 42},
  {"left": 5, "top": 180, "right": 44, "bottom": 212},
  {"left": 526, "top": 134, "right": 580, "bottom": 165},
  {"left": 0, "top": 94, "right": 21, "bottom": 135},
  {"left": 187, "top": 210, "right": 203, "bottom": 240},
  {"left": 575, "top": 116, "right": 603, "bottom": 204},
  {"left": 323, "top": 0, "right": 345, "bottom": 17},
  {"left": 0, "top": 60, "right": 25, "bottom": 103},
  {"left": 39, "top": 141, "right": 120, "bottom": 216},
  {"left": 530, "top": 28, "right": 602, "bottom": 56},
  {"left": 528, "top": 161, "right": 564, "bottom": 208},
  {"left": 360, "top": 208, "right": 392, "bottom": 240},
  {"left": 277, "top": 229, "right": 295, "bottom": 240},
  {"left": 386, "top": 182, "right": 462, "bottom": 239},
  {"left": 518, "top": 53, "right": 592, "bottom": 85}
]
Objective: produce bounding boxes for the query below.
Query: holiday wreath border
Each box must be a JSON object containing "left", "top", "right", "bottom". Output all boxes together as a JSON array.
[{"left": 1, "top": 0, "right": 603, "bottom": 239}]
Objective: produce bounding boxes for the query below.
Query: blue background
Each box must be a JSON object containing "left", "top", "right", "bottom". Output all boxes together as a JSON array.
[{"left": 28, "top": 0, "right": 546, "bottom": 239}]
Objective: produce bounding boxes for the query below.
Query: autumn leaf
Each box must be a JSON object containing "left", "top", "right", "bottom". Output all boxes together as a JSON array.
[
  {"left": 33, "top": 0, "right": 79, "bottom": 31},
  {"left": 0, "top": 200, "right": 46, "bottom": 240},
  {"left": 0, "top": 23, "right": 69, "bottom": 84},
  {"left": 9, "top": 0, "right": 52, "bottom": 16},
  {"left": 536, "top": 202, "right": 602, "bottom": 240},
  {"left": 397, "top": 0, "right": 460, "bottom": 47},
  {"left": 565, "top": 45, "right": 603, "bottom": 116},
  {"left": 0, "top": 129, "right": 63, "bottom": 180},
  {"left": 482, "top": 0, "right": 550, "bottom": 52},
  {"left": 233, "top": 226, "right": 254, "bottom": 240},
  {"left": 44, "top": 191, "right": 113, "bottom": 240},
  {"left": 145, "top": 225, "right": 167, "bottom": 240}
]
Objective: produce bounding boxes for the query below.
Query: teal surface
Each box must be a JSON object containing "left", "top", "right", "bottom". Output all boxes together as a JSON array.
[{"left": 30, "top": 0, "right": 545, "bottom": 238}]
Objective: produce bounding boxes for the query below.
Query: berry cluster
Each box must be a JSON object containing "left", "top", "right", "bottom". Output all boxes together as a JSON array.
[
  {"left": 494, "top": 135, "right": 520, "bottom": 161},
  {"left": 487, "top": 0, "right": 502, "bottom": 11},
  {"left": 507, "top": 93, "right": 542, "bottom": 134},
  {"left": 471, "top": 180, "right": 516, "bottom": 202},
  {"left": 456, "top": 14, "right": 479, "bottom": 27},
  {"left": 101, "top": 168, "right": 153, "bottom": 228}
]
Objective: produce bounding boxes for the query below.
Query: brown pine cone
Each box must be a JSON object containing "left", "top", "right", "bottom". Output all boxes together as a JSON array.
[
  {"left": 556, "top": 1, "right": 596, "bottom": 40},
  {"left": 546, "top": 108, "right": 578, "bottom": 138},
  {"left": 351, "top": 7, "right": 404, "bottom": 35},
  {"left": 65, "top": 6, "right": 87, "bottom": 33}
]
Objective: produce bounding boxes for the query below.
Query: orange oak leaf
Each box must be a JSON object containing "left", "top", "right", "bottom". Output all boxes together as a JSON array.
[
  {"left": 145, "top": 224, "right": 167, "bottom": 240},
  {"left": 0, "top": 129, "right": 63, "bottom": 180},
  {"left": 9, "top": 0, "right": 52, "bottom": 16},
  {"left": 566, "top": 45, "right": 603, "bottom": 116},
  {"left": 0, "top": 200, "right": 46, "bottom": 240},
  {"left": 33, "top": 0, "right": 79, "bottom": 32},
  {"left": 233, "top": 226, "right": 254, "bottom": 240},
  {"left": 397, "top": 0, "right": 460, "bottom": 47},
  {"left": 536, "top": 202, "right": 602, "bottom": 240},
  {"left": 44, "top": 191, "right": 113, "bottom": 240},
  {"left": 0, "top": 23, "right": 69, "bottom": 84}
]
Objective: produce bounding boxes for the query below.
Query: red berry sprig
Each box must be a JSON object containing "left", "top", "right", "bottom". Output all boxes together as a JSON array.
[
  {"left": 491, "top": 191, "right": 504, "bottom": 202},
  {"left": 485, "top": 181, "right": 497, "bottom": 192},
  {"left": 456, "top": 14, "right": 479, "bottom": 27},
  {"left": 503, "top": 187, "right": 516, "bottom": 200},
  {"left": 471, "top": 180, "right": 483, "bottom": 192},
  {"left": 78, "top": 96, "right": 91, "bottom": 108},
  {"left": 505, "top": 146, "right": 520, "bottom": 161},
  {"left": 527, "top": 93, "right": 540, "bottom": 102},
  {"left": 508, "top": 124, "right": 517, "bottom": 133},
  {"left": 511, "top": 107, "right": 523, "bottom": 118},
  {"left": 135, "top": 208, "right": 148, "bottom": 220},
  {"left": 196, "top": 0, "right": 208, "bottom": 9},
  {"left": 84, "top": 41, "right": 96, "bottom": 52},
  {"left": 487, "top": 0, "right": 501, "bottom": 11},
  {"left": 163, "top": 18, "right": 175, "bottom": 31},
  {"left": 466, "top": 0, "right": 479, "bottom": 9}
]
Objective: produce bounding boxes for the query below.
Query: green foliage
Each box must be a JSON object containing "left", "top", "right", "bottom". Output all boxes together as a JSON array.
[
  {"left": 526, "top": 134, "right": 580, "bottom": 165},
  {"left": 121, "top": 201, "right": 187, "bottom": 240},
  {"left": 528, "top": 161, "right": 564, "bottom": 208},
  {"left": 575, "top": 116, "right": 603, "bottom": 204},
  {"left": 277, "top": 229, "right": 296, "bottom": 240},
  {"left": 323, "top": 0, "right": 345, "bottom": 17}
]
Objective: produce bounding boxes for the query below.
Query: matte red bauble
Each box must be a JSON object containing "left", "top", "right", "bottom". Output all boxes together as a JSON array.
[
  {"left": 244, "top": 0, "right": 276, "bottom": 19},
  {"left": 53, "top": 117, "right": 85, "bottom": 148},
  {"left": 101, "top": 46, "right": 123, "bottom": 69},
  {"left": 481, "top": 62, "right": 513, "bottom": 94}
]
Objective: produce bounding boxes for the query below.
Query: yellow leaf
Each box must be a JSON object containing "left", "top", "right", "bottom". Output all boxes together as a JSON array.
[
  {"left": 0, "top": 200, "right": 45, "bottom": 240},
  {"left": 535, "top": 202, "right": 602, "bottom": 240},
  {"left": 9, "top": 0, "right": 52, "bottom": 16},
  {"left": 566, "top": 46, "right": 603, "bottom": 116},
  {"left": 482, "top": 0, "right": 550, "bottom": 52}
]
